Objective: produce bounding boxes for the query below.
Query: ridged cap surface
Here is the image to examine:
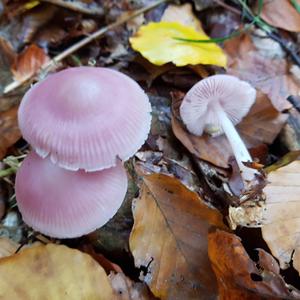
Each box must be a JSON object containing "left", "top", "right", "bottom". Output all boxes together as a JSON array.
[
  {"left": 18, "top": 67, "right": 152, "bottom": 171},
  {"left": 15, "top": 151, "right": 128, "bottom": 238}
]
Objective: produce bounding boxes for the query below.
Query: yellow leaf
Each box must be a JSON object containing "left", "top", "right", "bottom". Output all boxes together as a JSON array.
[
  {"left": 130, "top": 21, "right": 227, "bottom": 67},
  {"left": 0, "top": 244, "right": 113, "bottom": 299}
]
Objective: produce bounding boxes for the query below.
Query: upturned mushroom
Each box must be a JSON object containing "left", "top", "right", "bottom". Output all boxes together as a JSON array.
[
  {"left": 180, "top": 74, "right": 257, "bottom": 183},
  {"left": 16, "top": 151, "right": 128, "bottom": 238},
  {"left": 18, "top": 67, "right": 152, "bottom": 171}
]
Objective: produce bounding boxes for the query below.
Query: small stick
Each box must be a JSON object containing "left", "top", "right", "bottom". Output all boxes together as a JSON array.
[{"left": 4, "top": 0, "right": 168, "bottom": 94}]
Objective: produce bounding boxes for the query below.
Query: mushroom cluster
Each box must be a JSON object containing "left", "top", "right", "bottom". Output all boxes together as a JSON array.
[{"left": 16, "top": 67, "right": 152, "bottom": 238}]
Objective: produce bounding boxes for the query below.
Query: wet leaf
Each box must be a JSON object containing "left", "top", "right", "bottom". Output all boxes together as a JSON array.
[
  {"left": 0, "top": 244, "right": 114, "bottom": 299},
  {"left": 261, "top": 0, "right": 300, "bottom": 32},
  {"left": 262, "top": 160, "right": 300, "bottom": 273},
  {"left": 171, "top": 91, "right": 288, "bottom": 168},
  {"left": 130, "top": 21, "right": 227, "bottom": 67},
  {"left": 225, "top": 33, "right": 299, "bottom": 111},
  {"left": 130, "top": 173, "right": 227, "bottom": 300},
  {"left": 11, "top": 44, "right": 50, "bottom": 81},
  {"left": 208, "top": 230, "right": 300, "bottom": 299},
  {"left": 0, "top": 106, "right": 21, "bottom": 160}
]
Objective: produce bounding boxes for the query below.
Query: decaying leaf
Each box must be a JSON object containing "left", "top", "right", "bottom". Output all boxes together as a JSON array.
[
  {"left": 262, "top": 160, "right": 300, "bottom": 273},
  {"left": 0, "top": 244, "right": 114, "bottom": 299},
  {"left": 261, "top": 0, "right": 300, "bottom": 32},
  {"left": 130, "top": 173, "right": 227, "bottom": 300},
  {"left": 0, "top": 106, "right": 21, "bottom": 160},
  {"left": 171, "top": 91, "right": 288, "bottom": 169},
  {"left": 130, "top": 21, "right": 227, "bottom": 67},
  {"left": 11, "top": 44, "right": 50, "bottom": 81},
  {"left": 225, "top": 33, "right": 299, "bottom": 111},
  {"left": 208, "top": 230, "right": 300, "bottom": 299}
]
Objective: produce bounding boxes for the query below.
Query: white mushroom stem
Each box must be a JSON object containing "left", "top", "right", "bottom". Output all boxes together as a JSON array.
[{"left": 214, "top": 103, "right": 258, "bottom": 182}]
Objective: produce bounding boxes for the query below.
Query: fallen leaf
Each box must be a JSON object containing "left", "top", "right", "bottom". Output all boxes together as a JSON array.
[
  {"left": 130, "top": 21, "right": 227, "bottom": 67},
  {"left": 208, "top": 229, "right": 300, "bottom": 299},
  {"left": 161, "top": 3, "right": 204, "bottom": 33},
  {"left": 109, "top": 272, "right": 156, "bottom": 300},
  {"left": 12, "top": 44, "right": 50, "bottom": 81},
  {"left": 261, "top": 0, "right": 300, "bottom": 32},
  {"left": 0, "top": 106, "right": 21, "bottom": 160},
  {"left": 130, "top": 173, "right": 227, "bottom": 300},
  {"left": 0, "top": 243, "right": 114, "bottom": 299},
  {"left": 171, "top": 91, "right": 288, "bottom": 168},
  {"left": 262, "top": 160, "right": 300, "bottom": 273},
  {"left": 225, "top": 33, "right": 299, "bottom": 111},
  {"left": 0, "top": 238, "right": 18, "bottom": 258}
]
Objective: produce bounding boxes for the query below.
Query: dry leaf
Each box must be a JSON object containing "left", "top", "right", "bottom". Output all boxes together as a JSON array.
[
  {"left": 261, "top": 0, "right": 300, "bottom": 32},
  {"left": 130, "top": 173, "right": 227, "bottom": 300},
  {"left": 0, "top": 243, "right": 114, "bottom": 299},
  {"left": 109, "top": 272, "right": 155, "bottom": 300},
  {"left": 161, "top": 3, "right": 204, "bottom": 33},
  {"left": 262, "top": 160, "right": 300, "bottom": 273},
  {"left": 130, "top": 21, "right": 227, "bottom": 67},
  {"left": 0, "top": 238, "right": 19, "bottom": 258},
  {"left": 208, "top": 229, "right": 300, "bottom": 299},
  {"left": 225, "top": 33, "right": 299, "bottom": 111},
  {"left": 11, "top": 44, "right": 50, "bottom": 81},
  {"left": 171, "top": 91, "right": 288, "bottom": 168},
  {"left": 0, "top": 106, "right": 21, "bottom": 160}
]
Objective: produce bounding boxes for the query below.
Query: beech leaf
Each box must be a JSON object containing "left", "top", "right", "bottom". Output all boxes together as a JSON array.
[
  {"left": 129, "top": 173, "right": 227, "bottom": 300},
  {"left": 262, "top": 160, "right": 300, "bottom": 273},
  {"left": 130, "top": 21, "right": 227, "bottom": 67},
  {"left": 0, "top": 244, "right": 113, "bottom": 299}
]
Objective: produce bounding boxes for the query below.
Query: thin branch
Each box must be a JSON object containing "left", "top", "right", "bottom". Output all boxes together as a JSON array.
[
  {"left": 4, "top": 0, "right": 169, "bottom": 94},
  {"left": 0, "top": 167, "right": 16, "bottom": 178}
]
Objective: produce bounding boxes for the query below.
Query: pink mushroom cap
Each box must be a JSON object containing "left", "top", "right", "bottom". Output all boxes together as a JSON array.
[
  {"left": 18, "top": 67, "right": 152, "bottom": 171},
  {"left": 180, "top": 74, "right": 256, "bottom": 136},
  {"left": 15, "top": 151, "right": 128, "bottom": 238}
]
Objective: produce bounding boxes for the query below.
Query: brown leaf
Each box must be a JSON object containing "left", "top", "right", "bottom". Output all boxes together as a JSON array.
[
  {"left": 262, "top": 160, "right": 300, "bottom": 273},
  {"left": 12, "top": 44, "right": 50, "bottom": 81},
  {"left": 0, "top": 244, "right": 114, "bottom": 299},
  {"left": 261, "top": 0, "right": 300, "bottom": 32},
  {"left": 109, "top": 272, "right": 156, "bottom": 300},
  {"left": 225, "top": 33, "right": 299, "bottom": 111},
  {"left": 0, "top": 106, "right": 21, "bottom": 160},
  {"left": 208, "top": 230, "right": 300, "bottom": 299},
  {"left": 171, "top": 91, "right": 288, "bottom": 168},
  {"left": 129, "top": 173, "right": 227, "bottom": 300},
  {"left": 0, "top": 238, "right": 18, "bottom": 259}
]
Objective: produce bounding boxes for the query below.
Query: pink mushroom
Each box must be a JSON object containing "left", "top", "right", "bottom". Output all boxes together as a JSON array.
[
  {"left": 15, "top": 151, "right": 128, "bottom": 238},
  {"left": 18, "top": 67, "right": 152, "bottom": 171},
  {"left": 180, "top": 74, "right": 257, "bottom": 183}
]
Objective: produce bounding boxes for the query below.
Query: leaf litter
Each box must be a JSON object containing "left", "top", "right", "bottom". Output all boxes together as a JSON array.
[{"left": 0, "top": 0, "right": 300, "bottom": 299}]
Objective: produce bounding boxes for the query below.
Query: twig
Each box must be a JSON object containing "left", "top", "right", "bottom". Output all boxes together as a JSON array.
[
  {"left": 40, "top": 0, "right": 104, "bottom": 15},
  {"left": 4, "top": 0, "right": 168, "bottom": 94}
]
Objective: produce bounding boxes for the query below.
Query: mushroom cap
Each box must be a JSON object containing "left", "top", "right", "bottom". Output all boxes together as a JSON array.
[
  {"left": 180, "top": 74, "right": 256, "bottom": 136},
  {"left": 18, "top": 67, "right": 152, "bottom": 171},
  {"left": 15, "top": 151, "right": 128, "bottom": 238}
]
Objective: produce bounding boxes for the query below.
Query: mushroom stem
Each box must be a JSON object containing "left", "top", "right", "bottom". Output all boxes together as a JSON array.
[{"left": 214, "top": 103, "right": 257, "bottom": 182}]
